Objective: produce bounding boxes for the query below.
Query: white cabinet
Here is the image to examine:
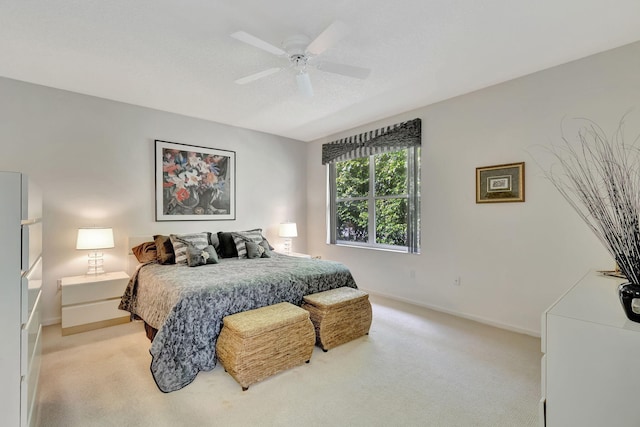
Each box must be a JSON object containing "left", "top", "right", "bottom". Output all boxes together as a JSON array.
[
  {"left": 288, "top": 252, "right": 312, "bottom": 259},
  {"left": 278, "top": 252, "right": 312, "bottom": 259},
  {"left": 541, "top": 271, "right": 640, "bottom": 427},
  {"left": 0, "top": 172, "right": 42, "bottom": 427},
  {"left": 61, "top": 271, "right": 130, "bottom": 335}
]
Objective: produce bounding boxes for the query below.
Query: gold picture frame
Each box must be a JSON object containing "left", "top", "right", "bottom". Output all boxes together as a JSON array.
[{"left": 476, "top": 162, "right": 525, "bottom": 203}]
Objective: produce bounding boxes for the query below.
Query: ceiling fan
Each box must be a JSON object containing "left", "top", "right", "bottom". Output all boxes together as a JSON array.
[{"left": 231, "top": 21, "right": 371, "bottom": 97}]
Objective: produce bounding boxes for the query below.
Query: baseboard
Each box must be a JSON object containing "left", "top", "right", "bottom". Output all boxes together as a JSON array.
[
  {"left": 362, "top": 288, "right": 540, "bottom": 338},
  {"left": 42, "top": 316, "right": 61, "bottom": 326},
  {"left": 62, "top": 316, "right": 129, "bottom": 336}
]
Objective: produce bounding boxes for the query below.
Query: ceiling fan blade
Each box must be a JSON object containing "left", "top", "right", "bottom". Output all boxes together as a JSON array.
[
  {"left": 296, "top": 72, "right": 314, "bottom": 97},
  {"left": 315, "top": 61, "right": 371, "bottom": 79},
  {"left": 234, "top": 67, "right": 282, "bottom": 85},
  {"left": 306, "top": 21, "right": 351, "bottom": 56},
  {"left": 230, "top": 31, "right": 287, "bottom": 57}
]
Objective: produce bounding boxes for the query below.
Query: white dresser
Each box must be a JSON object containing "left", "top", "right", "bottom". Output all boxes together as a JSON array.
[
  {"left": 541, "top": 271, "right": 640, "bottom": 427},
  {"left": 0, "top": 172, "right": 42, "bottom": 427}
]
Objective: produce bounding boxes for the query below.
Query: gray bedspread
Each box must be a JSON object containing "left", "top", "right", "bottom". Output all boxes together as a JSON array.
[{"left": 119, "top": 253, "right": 357, "bottom": 392}]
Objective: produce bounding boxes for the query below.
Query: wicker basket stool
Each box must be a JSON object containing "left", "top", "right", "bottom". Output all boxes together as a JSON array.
[
  {"left": 216, "top": 302, "right": 315, "bottom": 390},
  {"left": 302, "top": 287, "right": 372, "bottom": 351}
]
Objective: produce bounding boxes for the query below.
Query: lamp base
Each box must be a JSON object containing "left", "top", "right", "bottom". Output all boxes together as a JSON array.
[
  {"left": 283, "top": 238, "right": 292, "bottom": 255},
  {"left": 87, "top": 251, "right": 106, "bottom": 275}
]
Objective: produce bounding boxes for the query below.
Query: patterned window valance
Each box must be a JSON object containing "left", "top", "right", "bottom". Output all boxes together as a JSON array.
[{"left": 322, "top": 118, "right": 421, "bottom": 165}]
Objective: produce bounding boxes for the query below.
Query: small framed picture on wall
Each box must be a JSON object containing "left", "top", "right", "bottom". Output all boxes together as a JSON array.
[{"left": 476, "top": 162, "right": 525, "bottom": 203}]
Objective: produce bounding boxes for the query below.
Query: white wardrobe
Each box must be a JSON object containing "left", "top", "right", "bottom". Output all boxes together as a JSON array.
[{"left": 0, "top": 172, "right": 42, "bottom": 427}]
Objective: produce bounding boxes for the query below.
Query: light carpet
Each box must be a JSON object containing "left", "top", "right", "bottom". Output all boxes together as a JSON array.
[{"left": 36, "top": 295, "right": 541, "bottom": 426}]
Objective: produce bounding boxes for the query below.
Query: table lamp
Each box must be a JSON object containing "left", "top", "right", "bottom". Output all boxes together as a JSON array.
[
  {"left": 278, "top": 222, "right": 297, "bottom": 255},
  {"left": 76, "top": 227, "right": 114, "bottom": 275}
]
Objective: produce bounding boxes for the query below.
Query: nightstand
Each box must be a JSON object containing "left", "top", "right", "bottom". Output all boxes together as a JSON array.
[
  {"left": 281, "top": 252, "right": 312, "bottom": 259},
  {"left": 60, "top": 271, "right": 130, "bottom": 335}
]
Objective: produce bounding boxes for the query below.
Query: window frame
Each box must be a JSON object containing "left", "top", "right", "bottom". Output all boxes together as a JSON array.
[{"left": 328, "top": 146, "right": 420, "bottom": 254}]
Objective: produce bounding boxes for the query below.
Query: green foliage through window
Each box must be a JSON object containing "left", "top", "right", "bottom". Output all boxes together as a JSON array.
[
  {"left": 332, "top": 148, "right": 419, "bottom": 251},
  {"left": 336, "top": 157, "right": 369, "bottom": 198}
]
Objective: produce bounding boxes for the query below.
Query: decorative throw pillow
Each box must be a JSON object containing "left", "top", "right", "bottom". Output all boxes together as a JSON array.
[
  {"left": 153, "top": 235, "right": 175, "bottom": 265},
  {"left": 245, "top": 241, "right": 271, "bottom": 259},
  {"left": 170, "top": 233, "right": 209, "bottom": 265},
  {"left": 217, "top": 232, "right": 239, "bottom": 258},
  {"left": 132, "top": 241, "right": 157, "bottom": 263},
  {"left": 186, "top": 244, "right": 219, "bottom": 267},
  {"left": 208, "top": 232, "right": 220, "bottom": 252},
  {"left": 259, "top": 239, "right": 272, "bottom": 253},
  {"left": 244, "top": 228, "right": 274, "bottom": 249},
  {"left": 263, "top": 237, "right": 275, "bottom": 251},
  {"left": 231, "top": 229, "right": 269, "bottom": 258}
]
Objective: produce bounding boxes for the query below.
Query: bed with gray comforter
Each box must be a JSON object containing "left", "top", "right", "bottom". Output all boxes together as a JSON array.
[{"left": 119, "top": 253, "right": 358, "bottom": 392}]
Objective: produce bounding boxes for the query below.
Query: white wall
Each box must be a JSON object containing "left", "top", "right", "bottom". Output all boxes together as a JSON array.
[
  {"left": 307, "top": 41, "right": 640, "bottom": 336},
  {"left": 0, "top": 77, "right": 308, "bottom": 325}
]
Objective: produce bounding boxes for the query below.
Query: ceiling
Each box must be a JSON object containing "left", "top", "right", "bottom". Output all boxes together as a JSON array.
[{"left": 1, "top": 1, "right": 639, "bottom": 142}]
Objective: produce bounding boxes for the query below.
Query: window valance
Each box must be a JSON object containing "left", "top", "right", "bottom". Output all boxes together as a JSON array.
[{"left": 322, "top": 118, "right": 421, "bottom": 165}]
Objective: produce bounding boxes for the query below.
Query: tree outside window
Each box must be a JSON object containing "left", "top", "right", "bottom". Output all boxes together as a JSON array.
[{"left": 332, "top": 147, "right": 420, "bottom": 252}]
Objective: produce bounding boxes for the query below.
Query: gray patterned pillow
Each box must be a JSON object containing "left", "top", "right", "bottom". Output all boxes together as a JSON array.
[
  {"left": 186, "top": 244, "right": 219, "bottom": 267},
  {"left": 231, "top": 229, "right": 267, "bottom": 258},
  {"left": 245, "top": 241, "right": 271, "bottom": 259},
  {"left": 170, "top": 232, "right": 209, "bottom": 265},
  {"left": 259, "top": 239, "right": 271, "bottom": 253}
]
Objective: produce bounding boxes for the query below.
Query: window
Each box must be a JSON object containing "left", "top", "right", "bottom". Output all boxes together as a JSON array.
[{"left": 323, "top": 119, "right": 421, "bottom": 254}]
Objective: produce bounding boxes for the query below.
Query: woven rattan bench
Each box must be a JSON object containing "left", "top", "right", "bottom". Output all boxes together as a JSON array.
[
  {"left": 216, "top": 302, "right": 315, "bottom": 390},
  {"left": 302, "top": 287, "right": 372, "bottom": 351}
]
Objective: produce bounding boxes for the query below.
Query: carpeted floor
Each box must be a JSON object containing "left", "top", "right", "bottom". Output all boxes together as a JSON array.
[{"left": 36, "top": 295, "right": 541, "bottom": 427}]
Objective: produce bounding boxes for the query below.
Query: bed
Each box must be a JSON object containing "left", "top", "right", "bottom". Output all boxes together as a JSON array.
[{"left": 119, "top": 232, "right": 358, "bottom": 393}]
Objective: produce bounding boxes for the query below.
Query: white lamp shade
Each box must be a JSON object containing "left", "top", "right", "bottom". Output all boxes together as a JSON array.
[
  {"left": 76, "top": 227, "right": 115, "bottom": 250},
  {"left": 279, "top": 222, "right": 298, "bottom": 238}
]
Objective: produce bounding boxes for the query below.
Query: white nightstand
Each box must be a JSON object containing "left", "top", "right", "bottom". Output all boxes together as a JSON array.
[
  {"left": 280, "top": 252, "right": 312, "bottom": 259},
  {"left": 60, "top": 271, "right": 130, "bottom": 336}
]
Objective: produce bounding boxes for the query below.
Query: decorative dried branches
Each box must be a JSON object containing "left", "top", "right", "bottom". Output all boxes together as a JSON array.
[{"left": 542, "top": 116, "right": 640, "bottom": 285}]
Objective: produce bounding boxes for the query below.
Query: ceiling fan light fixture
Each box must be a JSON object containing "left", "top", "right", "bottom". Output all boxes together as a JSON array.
[
  {"left": 296, "top": 72, "right": 314, "bottom": 97},
  {"left": 290, "top": 54, "right": 308, "bottom": 72}
]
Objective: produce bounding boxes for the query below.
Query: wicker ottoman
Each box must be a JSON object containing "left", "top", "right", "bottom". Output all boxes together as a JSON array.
[
  {"left": 216, "top": 302, "right": 315, "bottom": 390},
  {"left": 302, "top": 287, "right": 372, "bottom": 351}
]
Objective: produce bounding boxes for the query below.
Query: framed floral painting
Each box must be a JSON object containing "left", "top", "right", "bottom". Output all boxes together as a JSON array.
[{"left": 155, "top": 140, "right": 235, "bottom": 221}]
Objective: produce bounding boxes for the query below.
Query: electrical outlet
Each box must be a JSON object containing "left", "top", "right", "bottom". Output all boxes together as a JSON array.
[{"left": 453, "top": 276, "right": 461, "bottom": 286}]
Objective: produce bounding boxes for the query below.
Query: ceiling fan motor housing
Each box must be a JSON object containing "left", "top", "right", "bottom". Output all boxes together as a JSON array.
[{"left": 282, "top": 35, "right": 310, "bottom": 56}]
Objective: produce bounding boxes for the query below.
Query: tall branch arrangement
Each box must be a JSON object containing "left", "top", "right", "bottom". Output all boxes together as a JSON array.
[{"left": 542, "top": 117, "right": 640, "bottom": 285}]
